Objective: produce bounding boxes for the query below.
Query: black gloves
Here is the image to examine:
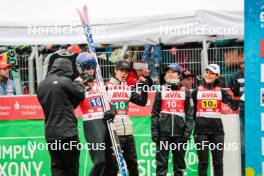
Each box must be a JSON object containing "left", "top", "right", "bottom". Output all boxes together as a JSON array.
[
  {"left": 166, "top": 82, "right": 180, "bottom": 90},
  {"left": 231, "top": 80, "right": 240, "bottom": 97},
  {"left": 137, "top": 79, "right": 147, "bottom": 87},
  {"left": 80, "top": 73, "right": 94, "bottom": 84},
  {"left": 151, "top": 135, "right": 159, "bottom": 143},
  {"left": 170, "top": 83, "right": 178, "bottom": 90},
  {"left": 103, "top": 110, "right": 115, "bottom": 122}
]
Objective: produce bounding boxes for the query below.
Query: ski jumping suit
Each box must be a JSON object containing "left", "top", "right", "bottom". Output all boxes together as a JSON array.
[
  {"left": 151, "top": 85, "right": 194, "bottom": 176},
  {"left": 79, "top": 81, "right": 112, "bottom": 176},
  {"left": 192, "top": 82, "right": 239, "bottom": 176},
  {"left": 106, "top": 77, "right": 148, "bottom": 176}
]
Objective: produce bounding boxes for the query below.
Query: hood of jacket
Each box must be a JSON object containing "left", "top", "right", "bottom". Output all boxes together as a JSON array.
[{"left": 48, "top": 58, "right": 73, "bottom": 78}]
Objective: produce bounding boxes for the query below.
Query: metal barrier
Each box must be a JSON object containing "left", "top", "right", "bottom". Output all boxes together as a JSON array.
[
  {"left": 208, "top": 47, "right": 243, "bottom": 84},
  {"left": 15, "top": 46, "right": 243, "bottom": 94},
  {"left": 96, "top": 47, "right": 243, "bottom": 86},
  {"left": 17, "top": 51, "right": 33, "bottom": 92},
  {"left": 159, "top": 48, "right": 202, "bottom": 76}
]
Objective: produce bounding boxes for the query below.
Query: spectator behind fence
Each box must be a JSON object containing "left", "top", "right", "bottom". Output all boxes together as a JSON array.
[
  {"left": 180, "top": 69, "right": 195, "bottom": 89},
  {"left": 37, "top": 58, "right": 85, "bottom": 176},
  {"left": 43, "top": 45, "right": 80, "bottom": 79},
  {"left": 142, "top": 44, "right": 161, "bottom": 81},
  {"left": 126, "top": 61, "right": 153, "bottom": 87},
  {"left": 0, "top": 61, "right": 16, "bottom": 95}
]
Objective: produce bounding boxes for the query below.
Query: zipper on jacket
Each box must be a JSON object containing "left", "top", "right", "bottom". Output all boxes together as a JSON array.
[
  {"left": 172, "top": 114, "right": 174, "bottom": 137},
  {"left": 122, "top": 119, "right": 126, "bottom": 135}
]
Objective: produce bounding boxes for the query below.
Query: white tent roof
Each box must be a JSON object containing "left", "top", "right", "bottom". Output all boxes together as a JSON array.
[{"left": 0, "top": 0, "right": 244, "bottom": 46}]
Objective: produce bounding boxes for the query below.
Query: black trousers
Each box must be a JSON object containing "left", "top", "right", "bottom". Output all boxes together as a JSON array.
[
  {"left": 195, "top": 134, "right": 224, "bottom": 176},
  {"left": 83, "top": 119, "right": 116, "bottom": 176},
  {"left": 239, "top": 102, "right": 245, "bottom": 176},
  {"left": 47, "top": 136, "right": 80, "bottom": 176},
  {"left": 155, "top": 136, "right": 186, "bottom": 176},
  {"left": 110, "top": 135, "right": 139, "bottom": 176}
]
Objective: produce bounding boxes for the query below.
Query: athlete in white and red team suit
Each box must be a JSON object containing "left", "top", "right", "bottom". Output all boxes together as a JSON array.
[
  {"left": 151, "top": 63, "right": 194, "bottom": 176},
  {"left": 76, "top": 52, "right": 115, "bottom": 176},
  {"left": 106, "top": 60, "right": 148, "bottom": 176},
  {"left": 192, "top": 64, "right": 240, "bottom": 176}
]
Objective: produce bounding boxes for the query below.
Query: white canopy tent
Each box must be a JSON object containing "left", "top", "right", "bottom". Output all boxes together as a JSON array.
[
  {"left": 0, "top": 3, "right": 244, "bottom": 175},
  {"left": 0, "top": 0, "right": 243, "bottom": 46},
  {"left": 0, "top": 0, "right": 244, "bottom": 97}
]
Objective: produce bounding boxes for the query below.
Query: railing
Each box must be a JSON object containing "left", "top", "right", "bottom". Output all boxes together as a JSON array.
[{"left": 14, "top": 46, "right": 243, "bottom": 94}]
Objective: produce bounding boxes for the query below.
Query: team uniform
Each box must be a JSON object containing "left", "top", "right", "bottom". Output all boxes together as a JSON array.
[
  {"left": 79, "top": 81, "right": 112, "bottom": 176},
  {"left": 76, "top": 52, "right": 116, "bottom": 176},
  {"left": 151, "top": 84, "right": 194, "bottom": 176},
  {"left": 192, "top": 81, "right": 240, "bottom": 176},
  {"left": 106, "top": 77, "right": 148, "bottom": 176}
]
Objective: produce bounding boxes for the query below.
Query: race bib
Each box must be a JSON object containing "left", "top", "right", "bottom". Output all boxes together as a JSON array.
[
  {"left": 113, "top": 101, "right": 128, "bottom": 110},
  {"left": 161, "top": 100, "right": 184, "bottom": 112},
  {"left": 89, "top": 97, "right": 102, "bottom": 107},
  {"left": 113, "top": 101, "right": 129, "bottom": 115},
  {"left": 201, "top": 100, "right": 217, "bottom": 109}
]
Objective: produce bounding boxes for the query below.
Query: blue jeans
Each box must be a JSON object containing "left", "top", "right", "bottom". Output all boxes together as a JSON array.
[{"left": 142, "top": 44, "right": 161, "bottom": 78}]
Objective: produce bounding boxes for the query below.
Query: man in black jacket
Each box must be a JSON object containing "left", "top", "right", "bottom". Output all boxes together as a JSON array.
[
  {"left": 37, "top": 58, "right": 85, "bottom": 176},
  {"left": 151, "top": 63, "right": 194, "bottom": 176}
]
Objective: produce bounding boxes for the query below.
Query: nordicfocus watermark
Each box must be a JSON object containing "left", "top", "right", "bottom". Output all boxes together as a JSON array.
[
  {"left": 160, "top": 24, "right": 239, "bottom": 35},
  {"left": 27, "top": 25, "right": 106, "bottom": 35},
  {"left": 27, "top": 141, "right": 106, "bottom": 151},
  {"left": 159, "top": 141, "right": 239, "bottom": 151},
  {"left": 105, "top": 83, "right": 171, "bottom": 93}
]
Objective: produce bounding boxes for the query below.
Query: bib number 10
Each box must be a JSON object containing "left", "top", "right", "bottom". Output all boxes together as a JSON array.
[
  {"left": 114, "top": 102, "right": 128, "bottom": 110},
  {"left": 90, "top": 98, "right": 102, "bottom": 107},
  {"left": 167, "top": 101, "right": 181, "bottom": 108},
  {"left": 202, "top": 100, "right": 217, "bottom": 108}
]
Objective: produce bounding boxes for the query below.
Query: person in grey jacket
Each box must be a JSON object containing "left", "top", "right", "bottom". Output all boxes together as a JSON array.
[
  {"left": 106, "top": 60, "right": 148, "bottom": 176},
  {"left": 37, "top": 58, "right": 85, "bottom": 176},
  {"left": 151, "top": 63, "right": 194, "bottom": 176}
]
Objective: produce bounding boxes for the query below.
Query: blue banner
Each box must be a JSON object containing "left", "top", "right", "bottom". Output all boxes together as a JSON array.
[{"left": 245, "top": 1, "right": 264, "bottom": 175}]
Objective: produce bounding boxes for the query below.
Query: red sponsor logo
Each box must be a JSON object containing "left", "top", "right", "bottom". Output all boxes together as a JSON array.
[
  {"left": 201, "top": 92, "right": 218, "bottom": 99},
  {"left": 260, "top": 40, "right": 264, "bottom": 58},
  {"left": 112, "top": 92, "right": 129, "bottom": 99},
  {"left": 164, "top": 92, "right": 182, "bottom": 99}
]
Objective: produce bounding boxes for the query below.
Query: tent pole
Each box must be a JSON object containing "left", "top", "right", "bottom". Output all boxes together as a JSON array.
[
  {"left": 201, "top": 35, "right": 209, "bottom": 75},
  {"left": 34, "top": 45, "right": 43, "bottom": 85},
  {"left": 28, "top": 47, "right": 35, "bottom": 94}
]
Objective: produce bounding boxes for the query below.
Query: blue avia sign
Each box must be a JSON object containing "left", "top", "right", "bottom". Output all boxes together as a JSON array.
[{"left": 245, "top": 1, "right": 264, "bottom": 175}]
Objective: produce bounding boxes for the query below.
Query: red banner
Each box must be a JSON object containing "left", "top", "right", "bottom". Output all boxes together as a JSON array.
[
  {"left": 261, "top": 39, "right": 264, "bottom": 58},
  {"left": 0, "top": 91, "right": 238, "bottom": 120}
]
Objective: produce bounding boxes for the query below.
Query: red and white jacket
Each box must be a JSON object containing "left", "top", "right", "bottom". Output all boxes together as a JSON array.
[
  {"left": 196, "top": 86, "right": 222, "bottom": 118},
  {"left": 160, "top": 86, "right": 186, "bottom": 118},
  {"left": 79, "top": 81, "right": 104, "bottom": 121},
  {"left": 106, "top": 77, "right": 148, "bottom": 136}
]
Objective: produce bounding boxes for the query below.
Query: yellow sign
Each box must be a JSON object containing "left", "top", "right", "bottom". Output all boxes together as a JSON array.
[{"left": 201, "top": 100, "right": 217, "bottom": 108}]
